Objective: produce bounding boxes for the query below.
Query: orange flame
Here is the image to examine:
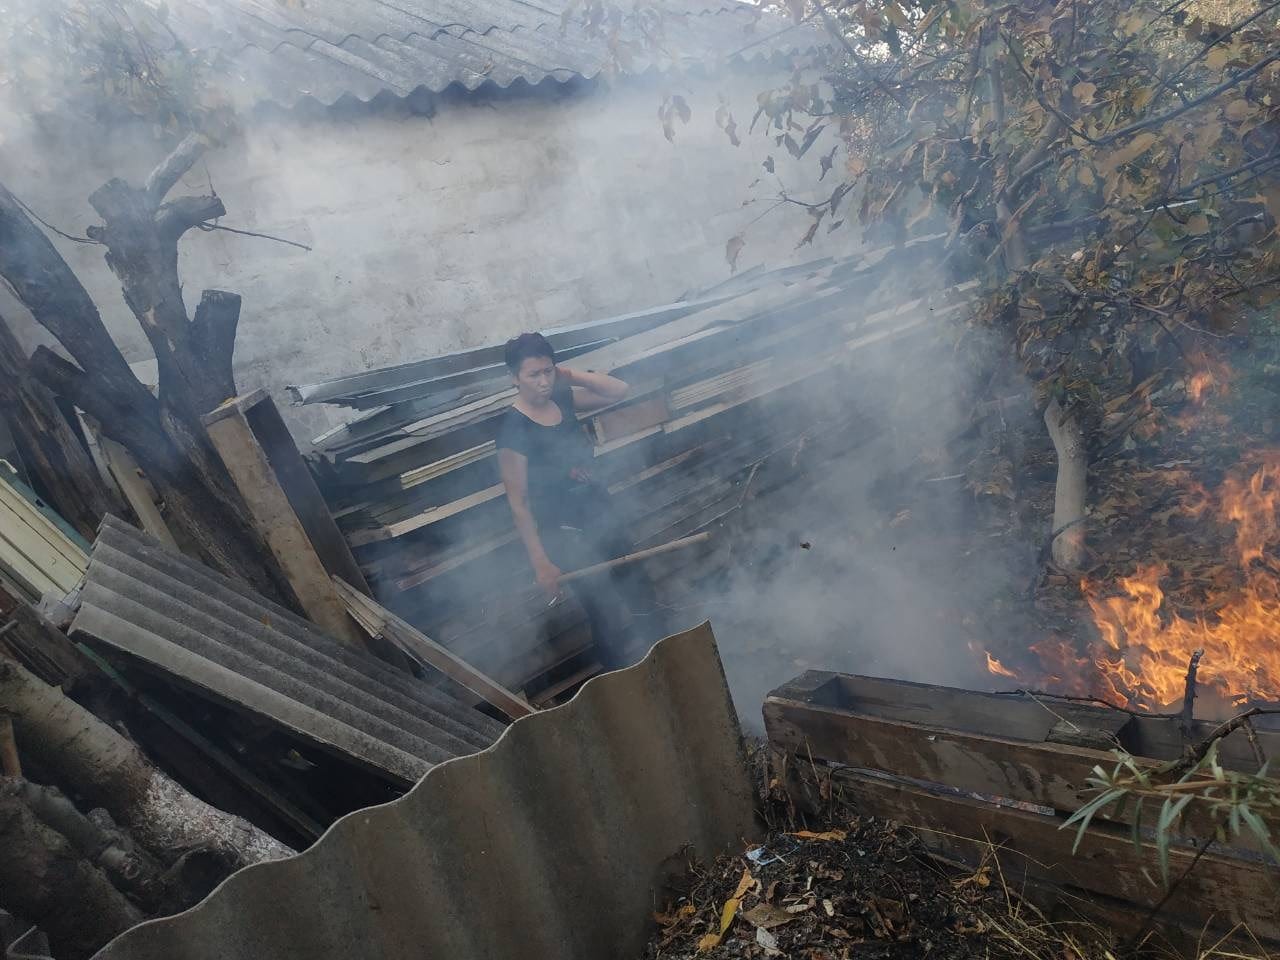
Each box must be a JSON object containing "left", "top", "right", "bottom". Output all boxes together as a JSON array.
[
  {"left": 985, "top": 651, "right": 1018, "bottom": 678},
  {"left": 987, "top": 454, "right": 1280, "bottom": 710}
]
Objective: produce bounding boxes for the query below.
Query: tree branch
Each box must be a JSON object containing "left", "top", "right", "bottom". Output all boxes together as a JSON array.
[
  {"left": 815, "top": 0, "right": 909, "bottom": 109},
  {"left": 1179, "top": 649, "right": 1203, "bottom": 746},
  {"left": 0, "top": 182, "right": 149, "bottom": 395},
  {"left": 144, "top": 133, "right": 210, "bottom": 208},
  {"left": 1092, "top": 52, "right": 1280, "bottom": 148},
  {"left": 1150, "top": 0, "right": 1280, "bottom": 107},
  {"left": 157, "top": 195, "right": 226, "bottom": 240},
  {"left": 27, "top": 346, "right": 163, "bottom": 455},
  {"left": 191, "top": 289, "right": 240, "bottom": 404},
  {"left": 1175, "top": 707, "right": 1280, "bottom": 774}
]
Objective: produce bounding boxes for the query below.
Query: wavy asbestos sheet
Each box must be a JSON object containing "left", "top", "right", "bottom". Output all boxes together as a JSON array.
[{"left": 93, "top": 622, "right": 756, "bottom": 960}]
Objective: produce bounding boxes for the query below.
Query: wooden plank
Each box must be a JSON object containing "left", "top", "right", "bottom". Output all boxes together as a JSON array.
[
  {"left": 236, "top": 391, "right": 372, "bottom": 596},
  {"left": 394, "top": 531, "right": 519, "bottom": 593},
  {"left": 766, "top": 673, "right": 1280, "bottom": 849},
  {"left": 766, "top": 685, "right": 1127, "bottom": 814},
  {"left": 528, "top": 660, "right": 602, "bottom": 707},
  {"left": 0, "top": 603, "right": 88, "bottom": 687},
  {"left": 346, "top": 483, "right": 505, "bottom": 547},
  {"left": 589, "top": 393, "right": 672, "bottom": 444},
  {"left": 0, "top": 471, "right": 89, "bottom": 599},
  {"left": 835, "top": 768, "right": 1280, "bottom": 944},
  {"left": 333, "top": 576, "right": 533, "bottom": 720},
  {"left": 204, "top": 396, "right": 369, "bottom": 649},
  {"left": 97, "top": 435, "right": 179, "bottom": 548}
]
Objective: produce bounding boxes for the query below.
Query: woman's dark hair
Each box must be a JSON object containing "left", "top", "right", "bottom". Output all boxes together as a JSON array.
[{"left": 504, "top": 332, "right": 556, "bottom": 373}]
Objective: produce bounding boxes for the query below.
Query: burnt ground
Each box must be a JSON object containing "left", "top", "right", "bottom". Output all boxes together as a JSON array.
[{"left": 642, "top": 748, "right": 1110, "bottom": 960}]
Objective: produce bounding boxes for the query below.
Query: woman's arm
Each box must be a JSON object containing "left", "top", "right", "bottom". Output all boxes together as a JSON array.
[
  {"left": 558, "top": 366, "right": 628, "bottom": 412},
  {"left": 497, "top": 448, "right": 562, "bottom": 598}
]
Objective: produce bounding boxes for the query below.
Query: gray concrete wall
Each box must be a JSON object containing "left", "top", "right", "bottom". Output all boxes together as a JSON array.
[{"left": 1, "top": 73, "right": 855, "bottom": 442}]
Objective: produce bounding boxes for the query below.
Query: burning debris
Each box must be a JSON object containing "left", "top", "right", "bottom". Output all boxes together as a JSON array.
[
  {"left": 983, "top": 338, "right": 1280, "bottom": 714},
  {"left": 1026, "top": 454, "right": 1280, "bottom": 712}
]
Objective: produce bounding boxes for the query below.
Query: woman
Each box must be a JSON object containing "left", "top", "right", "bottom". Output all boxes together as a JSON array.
[{"left": 496, "top": 332, "right": 643, "bottom": 668}]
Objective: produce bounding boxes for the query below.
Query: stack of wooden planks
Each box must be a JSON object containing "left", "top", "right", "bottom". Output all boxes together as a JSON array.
[{"left": 299, "top": 236, "right": 973, "bottom": 701}]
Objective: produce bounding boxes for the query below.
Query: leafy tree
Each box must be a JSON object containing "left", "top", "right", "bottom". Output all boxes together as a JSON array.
[{"left": 737, "top": 0, "right": 1280, "bottom": 573}]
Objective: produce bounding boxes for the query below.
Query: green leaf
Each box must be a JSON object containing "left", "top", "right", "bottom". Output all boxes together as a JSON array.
[
  {"left": 1155, "top": 794, "right": 1194, "bottom": 884},
  {"left": 1064, "top": 789, "right": 1125, "bottom": 853},
  {"left": 1237, "top": 805, "right": 1280, "bottom": 863}
]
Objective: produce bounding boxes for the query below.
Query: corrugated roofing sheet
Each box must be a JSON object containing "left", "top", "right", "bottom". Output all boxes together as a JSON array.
[
  {"left": 69, "top": 517, "right": 503, "bottom": 783},
  {"left": 164, "top": 0, "right": 826, "bottom": 108},
  {"left": 92, "top": 621, "right": 756, "bottom": 960}
]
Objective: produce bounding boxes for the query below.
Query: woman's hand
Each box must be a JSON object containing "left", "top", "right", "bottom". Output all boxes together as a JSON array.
[
  {"left": 559, "top": 365, "right": 629, "bottom": 411},
  {"left": 533, "top": 557, "right": 563, "bottom": 600}
]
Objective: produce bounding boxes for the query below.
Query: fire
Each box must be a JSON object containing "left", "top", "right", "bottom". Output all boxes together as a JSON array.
[
  {"left": 1187, "top": 353, "right": 1232, "bottom": 406},
  {"left": 986, "top": 454, "right": 1280, "bottom": 710},
  {"left": 1187, "top": 370, "right": 1215, "bottom": 404},
  {"left": 985, "top": 651, "right": 1018, "bottom": 678}
]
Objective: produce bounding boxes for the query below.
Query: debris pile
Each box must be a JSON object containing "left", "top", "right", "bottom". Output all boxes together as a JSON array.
[
  {"left": 646, "top": 808, "right": 1099, "bottom": 960},
  {"left": 0, "top": 508, "right": 506, "bottom": 958}
]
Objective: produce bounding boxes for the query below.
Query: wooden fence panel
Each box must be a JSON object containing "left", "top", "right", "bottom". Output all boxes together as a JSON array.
[
  {"left": 765, "top": 671, "right": 1280, "bottom": 948},
  {"left": 835, "top": 769, "right": 1280, "bottom": 944}
]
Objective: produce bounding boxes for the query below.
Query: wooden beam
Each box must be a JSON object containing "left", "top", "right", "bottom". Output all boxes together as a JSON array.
[
  {"left": 203, "top": 394, "right": 368, "bottom": 649},
  {"left": 332, "top": 576, "right": 534, "bottom": 721}
]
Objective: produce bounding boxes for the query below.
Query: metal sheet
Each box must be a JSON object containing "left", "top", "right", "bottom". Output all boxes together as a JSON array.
[
  {"left": 70, "top": 517, "right": 502, "bottom": 782},
  {"left": 163, "top": 0, "right": 826, "bottom": 108},
  {"left": 92, "top": 622, "right": 757, "bottom": 960}
]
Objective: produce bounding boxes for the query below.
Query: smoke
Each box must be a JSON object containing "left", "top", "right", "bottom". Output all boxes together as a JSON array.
[
  {"left": 638, "top": 290, "right": 1040, "bottom": 730},
  {"left": 0, "top": 2, "right": 1050, "bottom": 725},
  {"left": 1, "top": 8, "right": 853, "bottom": 444}
]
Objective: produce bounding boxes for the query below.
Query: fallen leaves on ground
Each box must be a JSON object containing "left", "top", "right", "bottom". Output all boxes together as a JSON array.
[{"left": 645, "top": 814, "right": 1045, "bottom": 960}]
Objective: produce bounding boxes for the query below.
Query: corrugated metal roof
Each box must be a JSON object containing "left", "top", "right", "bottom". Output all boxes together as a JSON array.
[
  {"left": 69, "top": 517, "right": 503, "bottom": 783},
  {"left": 92, "top": 621, "right": 756, "bottom": 960},
  {"left": 163, "top": 0, "right": 826, "bottom": 108}
]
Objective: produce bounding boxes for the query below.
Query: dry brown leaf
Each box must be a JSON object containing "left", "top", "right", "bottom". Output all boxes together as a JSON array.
[{"left": 741, "top": 903, "right": 797, "bottom": 930}]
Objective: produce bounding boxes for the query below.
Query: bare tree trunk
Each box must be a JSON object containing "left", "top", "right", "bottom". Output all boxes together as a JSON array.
[
  {"left": 0, "top": 312, "right": 124, "bottom": 540},
  {"left": 0, "top": 165, "right": 294, "bottom": 607},
  {"left": 4, "top": 777, "right": 165, "bottom": 906},
  {"left": 1045, "top": 396, "right": 1087, "bottom": 571},
  {"left": 0, "top": 657, "right": 295, "bottom": 869},
  {"left": 0, "top": 791, "right": 142, "bottom": 960}
]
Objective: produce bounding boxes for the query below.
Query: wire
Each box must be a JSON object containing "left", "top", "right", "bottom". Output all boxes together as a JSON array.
[
  {"left": 196, "top": 221, "right": 312, "bottom": 251},
  {"left": 11, "top": 193, "right": 101, "bottom": 245}
]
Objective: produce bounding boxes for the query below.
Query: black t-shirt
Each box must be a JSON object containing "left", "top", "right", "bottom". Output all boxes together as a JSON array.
[{"left": 496, "top": 379, "right": 597, "bottom": 529}]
